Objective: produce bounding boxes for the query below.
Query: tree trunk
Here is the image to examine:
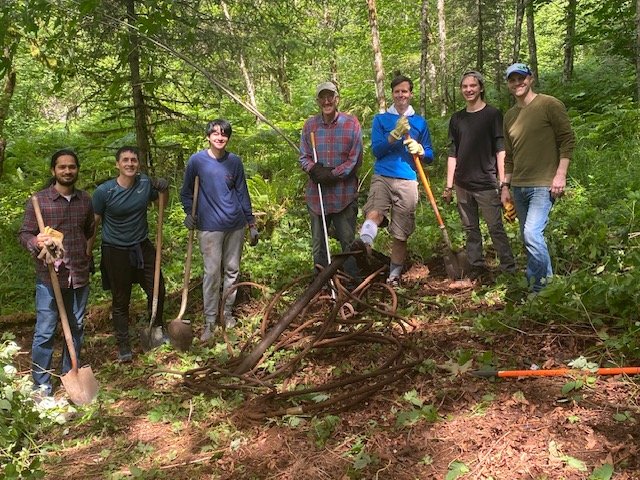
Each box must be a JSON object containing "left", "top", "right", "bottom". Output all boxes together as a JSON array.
[
  {"left": 477, "top": 0, "right": 484, "bottom": 71},
  {"left": 322, "top": 1, "right": 339, "bottom": 83},
  {"left": 419, "top": 0, "right": 431, "bottom": 116},
  {"left": 562, "top": 0, "right": 576, "bottom": 84},
  {"left": 512, "top": 0, "right": 526, "bottom": 62},
  {"left": 366, "top": 0, "right": 386, "bottom": 113},
  {"left": 124, "top": 0, "right": 152, "bottom": 170},
  {"left": 637, "top": 0, "right": 640, "bottom": 102},
  {"left": 437, "top": 0, "right": 448, "bottom": 115},
  {"left": 526, "top": 0, "right": 539, "bottom": 85},
  {"left": 0, "top": 39, "right": 18, "bottom": 179},
  {"left": 221, "top": 1, "right": 257, "bottom": 114}
]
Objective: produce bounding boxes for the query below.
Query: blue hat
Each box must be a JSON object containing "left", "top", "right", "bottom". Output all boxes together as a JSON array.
[{"left": 505, "top": 63, "right": 532, "bottom": 79}]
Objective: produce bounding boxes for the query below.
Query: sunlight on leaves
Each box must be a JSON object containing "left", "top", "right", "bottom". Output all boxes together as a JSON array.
[
  {"left": 588, "top": 463, "right": 614, "bottom": 480},
  {"left": 445, "top": 460, "right": 469, "bottom": 479}
]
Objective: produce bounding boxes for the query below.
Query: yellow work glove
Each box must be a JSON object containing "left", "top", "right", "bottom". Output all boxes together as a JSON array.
[
  {"left": 390, "top": 116, "right": 410, "bottom": 140},
  {"left": 403, "top": 138, "right": 424, "bottom": 157},
  {"left": 37, "top": 226, "right": 65, "bottom": 265},
  {"left": 503, "top": 201, "right": 517, "bottom": 223}
]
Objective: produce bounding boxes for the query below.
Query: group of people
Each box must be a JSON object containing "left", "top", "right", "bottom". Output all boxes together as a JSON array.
[
  {"left": 18, "top": 62, "right": 574, "bottom": 398},
  {"left": 300, "top": 64, "right": 574, "bottom": 294}
]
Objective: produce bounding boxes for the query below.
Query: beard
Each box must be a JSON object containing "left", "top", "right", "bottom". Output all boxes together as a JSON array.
[{"left": 55, "top": 174, "right": 78, "bottom": 187}]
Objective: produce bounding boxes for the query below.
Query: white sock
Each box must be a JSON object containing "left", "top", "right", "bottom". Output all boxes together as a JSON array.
[{"left": 359, "top": 219, "right": 378, "bottom": 245}]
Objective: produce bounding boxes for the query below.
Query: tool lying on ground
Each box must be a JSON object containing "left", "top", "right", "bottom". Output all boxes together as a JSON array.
[
  {"left": 167, "top": 176, "right": 199, "bottom": 351},
  {"left": 32, "top": 196, "right": 99, "bottom": 405},
  {"left": 406, "top": 134, "right": 469, "bottom": 280},
  {"left": 471, "top": 366, "right": 640, "bottom": 378},
  {"left": 141, "top": 191, "right": 167, "bottom": 351},
  {"left": 310, "top": 131, "right": 337, "bottom": 300}
]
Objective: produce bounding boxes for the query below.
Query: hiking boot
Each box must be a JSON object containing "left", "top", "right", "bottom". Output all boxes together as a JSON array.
[
  {"left": 224, "top": 315, "right": 237, "bottom": 329},
  {"left": 386, "top": 276, "right": 400, "bottom": 288},
  {"left": 117, "top": 349, "right": 133, "bottom": 363},
  {"left": 200, "top": 323, "right": 214, "bottom": 342}
]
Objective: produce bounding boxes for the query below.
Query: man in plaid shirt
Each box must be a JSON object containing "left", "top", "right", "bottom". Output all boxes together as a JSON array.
[
  {"left": 299, "top": 81, "right": 363, "bottom": 283},
  {"left": 19, "top": 149, "right": 95, "bottom": 398}
]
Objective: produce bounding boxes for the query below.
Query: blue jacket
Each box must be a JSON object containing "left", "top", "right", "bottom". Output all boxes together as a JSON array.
[
  {"left": 180, "top": 150, "right": 255, "bottom": 232},
  {"left": 371, "top": 111, "right": 434, "bottom": 180}
]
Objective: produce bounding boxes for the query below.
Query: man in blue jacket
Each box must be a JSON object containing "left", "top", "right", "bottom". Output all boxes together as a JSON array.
[{"left": 354, "top": 74, "right": 434, "bottom": 286}]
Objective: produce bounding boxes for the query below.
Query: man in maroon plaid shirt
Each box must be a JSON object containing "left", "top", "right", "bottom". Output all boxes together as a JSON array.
[
  {"left": 19, "top": 149, "right": 95, "bottom": 398},
  {"left": 299, "top": 81, "right": 363, "bottom": 284}
]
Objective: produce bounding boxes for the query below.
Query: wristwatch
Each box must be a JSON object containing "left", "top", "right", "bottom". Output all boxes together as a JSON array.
[{"left": 500, "top": 182, "right": 511, "bottom": 189}]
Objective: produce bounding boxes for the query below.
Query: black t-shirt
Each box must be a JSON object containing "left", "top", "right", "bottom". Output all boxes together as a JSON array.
[{"left": 448, "top": 104, "right": 505, "bottom": 191}]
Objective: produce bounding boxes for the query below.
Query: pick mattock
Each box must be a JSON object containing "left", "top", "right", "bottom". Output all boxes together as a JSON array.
[
  {"left": 407, "top": 134, "right": 469, "bottom": 280},
  {"left": 167, "top": 176, "right": 199, "bottom": 351},
  {"left": 141, "top": 191, "right": 166, "bottom": 351},
  {"left": 310, "top": 131, "right": 337, "bottom": 300},
  {"left": 32, "top": 195, "right": 99, "bottom": 405}
]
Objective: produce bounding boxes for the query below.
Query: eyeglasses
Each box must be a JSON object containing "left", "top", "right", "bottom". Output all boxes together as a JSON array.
[{"left": 317, "top": 92, "right": 337, "bottom": 102}]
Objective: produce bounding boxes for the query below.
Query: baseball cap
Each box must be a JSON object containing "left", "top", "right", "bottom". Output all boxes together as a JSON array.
[
  {"left": 505, "top": 63, "right": 532, "bottom": 79},
  {"left": 316, "top": 81, "right": 338, "bottom": 97}
]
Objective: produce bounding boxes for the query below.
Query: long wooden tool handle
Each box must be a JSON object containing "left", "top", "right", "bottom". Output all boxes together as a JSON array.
[
  {"left": 496, "top": 366, "right": 640, "bottom": 378},
  {"left": 32, "top": 196, "right": 79, "bottom": 372},
  {"left": 177, "top": 176, "right": 199, "bottom": 319},
  {"left": 407, "top": 134, "right": 445, "bottom": 228},
  {"left": 150, "top": 192, "right": 165, "bottom": 325}
]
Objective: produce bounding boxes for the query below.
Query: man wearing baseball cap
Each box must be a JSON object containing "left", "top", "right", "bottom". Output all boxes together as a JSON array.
[
  {"left": 299, "top": 81, "right": 363, "bottom": 286},
  {"left": 501, "top": 63, "right": 575, "bottom": 292}
]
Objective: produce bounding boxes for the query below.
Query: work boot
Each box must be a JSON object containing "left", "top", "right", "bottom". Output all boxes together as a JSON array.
[
  {"left": 200, "top": 323, "right": 214, "bottom": 342},
  {"left": 117, "top": 344, "right": 133, "bottom": 363}
]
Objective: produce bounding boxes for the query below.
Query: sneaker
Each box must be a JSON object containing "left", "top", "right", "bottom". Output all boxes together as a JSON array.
[
  {"left": 118, "top": 350, "right": 133, "bottom": 363},
  {"left": 200, "top": 323, "right": 214, "bottom": 342},
  {"left": 386, "top": 276, "right": 400, "bottom": 288},
  {"left": 224, "top": 316, "right": 237, "bottom": 329}
]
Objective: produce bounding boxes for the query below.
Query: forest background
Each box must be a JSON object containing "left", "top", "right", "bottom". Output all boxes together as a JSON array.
[{"left": 1, "top": 0, "right": 640, "bottom": 479}]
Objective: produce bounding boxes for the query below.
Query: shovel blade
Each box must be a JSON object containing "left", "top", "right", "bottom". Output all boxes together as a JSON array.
[
  {"left": 443, "top": 249, "right": 470, "bottom": 280},
  {"left": 168, "top": 319, "right": 193, "bottom": 352},
  {"left": 61, "top": 365, "right": 99, "bottom": 405},
  {"left": 140, "top": 325, "right": 167, "bottom": 352}
]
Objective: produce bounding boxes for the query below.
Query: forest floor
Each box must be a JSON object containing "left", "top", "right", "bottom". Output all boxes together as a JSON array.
[{"left": 5, "top": 260, "right": 640, "bottom": 480}]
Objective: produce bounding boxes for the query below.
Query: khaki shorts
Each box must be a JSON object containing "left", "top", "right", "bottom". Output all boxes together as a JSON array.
[{"left": 364, "top": 175, "right": 419, "bottom": 241}]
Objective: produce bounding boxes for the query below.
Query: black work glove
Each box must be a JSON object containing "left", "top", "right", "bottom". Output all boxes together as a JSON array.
[
  {"left": 309, "top": 164, "right": 337, "bottom": 186},
  {"left": 442, "top": 188, "right": 453, "bottom": 205},
  {"left": 184, "top": 213, "right": 198, "bottom": 230},
  {"left": 249, "top": 226, "right": 259, "bottom": 246},
  {"left": 151, "top": 177, "right": 169, "bottom": 192}
]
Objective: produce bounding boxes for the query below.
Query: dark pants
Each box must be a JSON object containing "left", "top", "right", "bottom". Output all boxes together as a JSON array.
[
  {"left": 456, "top": 186, "right": 515, "bottom": 272},
  {"left": 101, "top": 239, "right": 165, "bottom": 349}
]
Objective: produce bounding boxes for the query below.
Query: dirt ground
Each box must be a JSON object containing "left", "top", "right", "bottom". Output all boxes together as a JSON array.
[{"left": 5, "top": 262, "right": 640, "bottom": 480}]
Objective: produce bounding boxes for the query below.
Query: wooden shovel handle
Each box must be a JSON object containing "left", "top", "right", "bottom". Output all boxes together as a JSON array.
[
  {"left": 32, "top": 196, "right": 79, "bottom": 372},
  {"left": 150, "top": 192, "right": 165, "bottom": 325},
  {"left": 176, "top": 176, "right": 199, "bottom": 319}
]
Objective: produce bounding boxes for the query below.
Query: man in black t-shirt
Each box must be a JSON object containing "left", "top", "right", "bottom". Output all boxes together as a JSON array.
[{"left": 443, "top": 71, "right": 515, "bottom": 279}]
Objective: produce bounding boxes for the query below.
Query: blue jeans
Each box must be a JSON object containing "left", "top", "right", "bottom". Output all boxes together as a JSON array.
[
  {"left": 512, "top": 187, "right": 555, "bottom": 292},
  {"left": 33, "top": 282, "right": 89, "bottom": 395},
  {"left": 309, "top": 200, "right": 359, "bottom": 281}
]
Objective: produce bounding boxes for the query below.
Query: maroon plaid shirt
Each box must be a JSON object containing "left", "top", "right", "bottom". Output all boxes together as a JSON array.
[
  {"left": 19, "top": 185, "right": 95, "bottom": 289},
  {"left": 299, "top": 112, "right": 363, "bottom": 215}
]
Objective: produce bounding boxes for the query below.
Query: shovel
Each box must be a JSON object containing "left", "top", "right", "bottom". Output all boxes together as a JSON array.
[
  {"left": 167, "top": 176, "right": 199, "bottom": 351},
  {"left": 32, "top": 196, "right": 99, "bottom": 405},
  {"left": 408, "top": 135, "right": 469, "bottom": 280},
  {"left": 141, "top": 191, "right": 166, "bottom": 351}
]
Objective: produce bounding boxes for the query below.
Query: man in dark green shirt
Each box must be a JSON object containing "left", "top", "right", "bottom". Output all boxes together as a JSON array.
[{"left": 500, "top": 63, "right": 575, "bottom": 292}]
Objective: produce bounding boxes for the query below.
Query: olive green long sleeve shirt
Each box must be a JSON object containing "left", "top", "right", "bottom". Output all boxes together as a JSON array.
[{"left": 504, "top": 94, "right": 575, "bottom": 186}]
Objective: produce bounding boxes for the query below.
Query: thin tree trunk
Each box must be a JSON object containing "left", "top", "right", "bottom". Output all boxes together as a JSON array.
[
  {"left": 477, "top": 0, "right": 484, "bottom": 71},
  {"left": 562, "top": 0, "right": 576, "bottom": 84},
  {"left": 512, "top": 0, "right": 526, "bottom": 62},
  {"left": 437, "top": 0, "right": 448, "bottom": 115},
  {"left": 221, "top": 1, "right": 257, "bottom": 113},
  {"left": 124, "top": 0, "right": 152, "bottom": 170},
  {"left": 0, "top": 39, "right": 18, "bottom": 179},
  {"left": 366, "top": 0, "right": 386, "bottom": 112},
  {"left": 526, "top": 0, "right": 539, "bottom": 85},
  {"left": 636, "top": 0, "right": 640, "bottom": 101},
  {"left": 322, "top": 1, "right": 339, "bottom": 83},
  {"left": 419, "top": 0, "right": 430, "bottom": 116},
  {"left": 275, "top": 52, "right": 291, "bottom": 104}
]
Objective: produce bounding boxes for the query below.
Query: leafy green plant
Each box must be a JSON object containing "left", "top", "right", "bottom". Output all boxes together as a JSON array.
[
  {"left": 309, "top": 414, "right": 340, "bottom": 448},
  {"left": 395, "top": 389, "right": 439, "bottom": 428},
  {"left": 445, "top": 460, "right": 470, "bottom": 480}
]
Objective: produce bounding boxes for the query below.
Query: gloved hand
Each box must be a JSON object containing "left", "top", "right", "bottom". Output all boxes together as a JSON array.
[
  {"left": 249, "top": 226, "right": 259, "bottom": 246},
  {"left": 390, "top": 116, "right": 410, "bottom": 140},
  {"left": 37, "top": 227, "right": 65, "bottom": 265},
  {"left": 403, "top": 138, "right": 425, "bottom": 157},
  {"left": 442, "top": 187, "right": 454, "bottom": 205},
  {"left": 309, "top": 164, "right": 337, "bottom": 185},
  {"left": 503, "top": 201, "right": 517, "bottom": 223},
  {"left": 151, "top": 177, "right": 169, "bottom": 192},
  {"left": 184, "top": 213, "right": 198, "bottom": 230}
]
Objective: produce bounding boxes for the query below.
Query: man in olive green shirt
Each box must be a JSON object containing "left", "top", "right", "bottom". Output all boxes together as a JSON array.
[{"left": 500, "top": 63, "right": 575, "bottom": 292}]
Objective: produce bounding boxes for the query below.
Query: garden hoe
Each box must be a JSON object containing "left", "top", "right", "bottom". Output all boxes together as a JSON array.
[
  {"left": 32, "top": 196, "right": 99, "bottom": 405},
  {"left": 167, "top": 176, "right": 199, "bottom": 351},
  {"left": 407, "top": 135, "right": 469, "bottom": 280},
  {"left": 141, "top": 191, "right": 167, "bottom": 351}
]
